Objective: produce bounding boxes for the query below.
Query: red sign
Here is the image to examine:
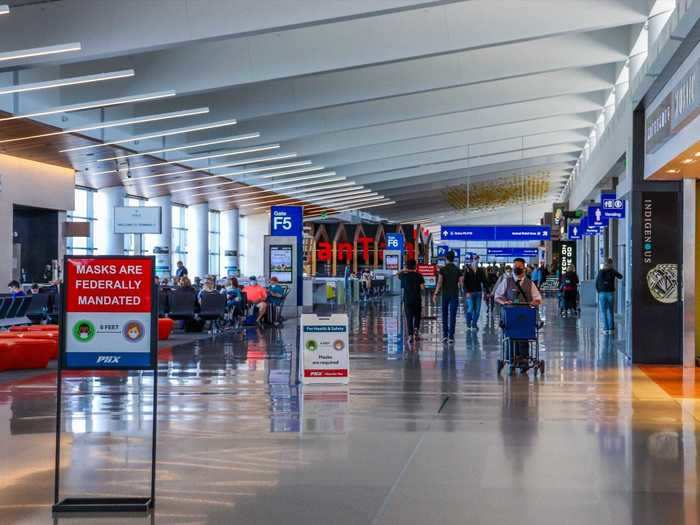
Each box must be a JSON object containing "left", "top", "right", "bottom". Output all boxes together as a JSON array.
[
  {"left": 65, "top": 257, "right": 153, "bottom": 313},
  {"left": 317, "top": 235, "right": 417, "bottom": 264},
  {"left": 417, "top": 264, "right": 437, "bottom": 277}
]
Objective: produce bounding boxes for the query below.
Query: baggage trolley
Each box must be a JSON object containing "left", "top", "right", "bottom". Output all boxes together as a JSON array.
[{"left": 497, "top": 304, "right": 544, "bottom": 376}]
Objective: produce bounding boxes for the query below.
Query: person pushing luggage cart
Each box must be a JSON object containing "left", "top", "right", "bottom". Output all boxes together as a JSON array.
[{"left": 493, "top": 257, "right": 544, "bottom": 375}]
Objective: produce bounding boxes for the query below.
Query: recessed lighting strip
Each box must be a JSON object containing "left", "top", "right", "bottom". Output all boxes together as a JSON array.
[
  {"left": 0, "top": 42, "right": 82, "bottom": 62},
  {"left": 239, "top": 188, "right": 374, "bottom": 208},
  {"left": 94, "top": 143, "right": 281, "bottom": 175},
  {"left": 0, "top": 90, "right": 178, "bottom": 123},
  {"left": 60, "top": 118, "right": 238, "bottom": 153},
  {"left": 191, "top": 171, "right": 339, "bottom": 198},
  {"left": 251, "top": 195, "right": 385, "bottom": 211},
  {"left": 170, "top": 165, "right": 324, "bottom": 193},
  {"left": 123, "top": 153, "right": 297, "bottom": 183},
  {"left": 304, "top": 201, "right": 396, "bottom": 218},
  {"left": 174, "top": 170, "right": 331, "bottom": 194},
  {"left": 0, "top": 107, "right": 210, "bottom": 145},
  {"left": 148, "top": 161, "right": 312, "bottom": 188},
  {"left": 211, "top": 181, "right": 356, "bottom": 202},
  {"left": 0, "top": 69, "right": 135, "bottom": 96},
  {"left": 97, "top": 132, "right": 261, "bottom": 162},
  {"left": 222, "top": 176, "right": 346, "bottom": 203}
]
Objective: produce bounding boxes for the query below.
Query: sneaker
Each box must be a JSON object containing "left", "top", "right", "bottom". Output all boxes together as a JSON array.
[
  {"left": 442, "top": 336, "right": 449, "bottom": 343},
  {"left": 448, "top": 338, "right": 455, "bottom": 344}
]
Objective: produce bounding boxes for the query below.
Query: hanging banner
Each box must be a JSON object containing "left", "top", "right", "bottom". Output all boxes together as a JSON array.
[
  {"left": 588, "top": 205, "right": 609, "bottom": 228},
  {"left": 61, "top": 256, "right": 156, "bottom": 370},
  {"left": 567, "top": 224, "right": 582, "bottom": 240},
  {"left": 300, "top": 313, "right": 349, "bottom": 384}
]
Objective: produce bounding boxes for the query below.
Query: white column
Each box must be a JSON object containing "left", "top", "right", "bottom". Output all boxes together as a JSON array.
[
  {"left": 683, "top": 179, "right": 696, "bottom": 368},
  {"left": 95, "top": 185, "right": 125, "bottom": 255},
  {"left": 148, "top": 195, "right": 172, "bottom": 277},
  {"left": 220, "top": 208, "right": 239, "bottom": 277},
  {"left": 629, "top": 24, "right": 648, "bottom": 82},
  {"left": 189, "top": 202, "right": 209, "bottom": 279},
  {"left": 648, "top": 1, "right": 676, "bottom": 46}
]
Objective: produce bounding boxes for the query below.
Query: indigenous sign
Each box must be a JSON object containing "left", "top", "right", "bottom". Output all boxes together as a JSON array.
[
  {"left": 61, "top": 256, "right": 156, "bottom": 370},
  {"left": 300, "top": 313, "right": 349, "bottom": 384}
]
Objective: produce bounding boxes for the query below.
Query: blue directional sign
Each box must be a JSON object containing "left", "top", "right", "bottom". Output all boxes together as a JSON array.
[
  {"left": 440, "top": 225, "right": 550, "bottom": 241},
  {"left": 440, "top": 226, "right": 495, "bottom": 241},
  {"left": 486, "top": 248, "right": 539, "bottom": 257},
  {"left": 588, "top": 205, "right": 609, "bottom": 228},
  {"left": 271, "top": 206, "right": 303, "bottom": 238},
  {"left": 581, "top": 216, "right": 601, "bottom": 236},
  {"left": 437, "top": 245, "right": 449, "bottom": 258},
  {"left": 494, "top": 226, "right": 550, "bottom": 241},
  {"left": 601, "top": 193, "right": 626, "bottom": 219},
  {"left": 385, "top": 233, "right": 404, "bottom": 251},
  {"left": 568, "top": 223, "right": 582, "bottom": 240}
]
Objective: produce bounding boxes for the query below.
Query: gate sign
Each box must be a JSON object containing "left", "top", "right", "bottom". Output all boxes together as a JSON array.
[
  {"left": 601, "top": 193, "right": 626, "bottom": 219},
  {"left": 385, "top": 233, "right": 404, "bottom": 251},
  {"left": 588, "top": 205, "right": 609, "bottom": 228},
  {"left": 437, "top": 245, "right": 460, "bottom": 261},
  {"left": 568, "top": 223, "right": 582, "bottom": 240},
  {"left": 271, "top": 205, "right": 303, "bottom": 238},
  {"left": 62, "top": 256, "right": 156, "bottom": 370}
]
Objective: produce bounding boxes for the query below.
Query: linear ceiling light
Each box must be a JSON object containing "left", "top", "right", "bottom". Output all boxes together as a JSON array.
[
  {"left": 228, "top": 186, "right": 360, "bottom": 208},
  {"left": 211, "top": 181, "right": 356, "bottom": 202},
  {"left": 60, "top": 118, "right": 238, "bottom": 153},
  {"left": 304, "top": 201, "right": 396, "bottom": 219},
  {"left": 222, "top": 186, "right": 371, "bottom": 208},
  {"left": 0, "top": 90, "right": 177, "bottom": 123},
  {"left": 174, "top": 169, "right": 331, "bottom": 194},
  {"left": 221, "top": 176, "right": 346, "bottom": 203},
  {"left": 97, "top": 132, "right": 261, "bottom": 162},
  {"left": 254, "top": 195, "right": 387, "bottom": 212},
  {"left": 311, "top": 193, "right": 383, "bottom": 206},
  {"left": 0, "top": 5, "right": 9, "bottom": 15},
  {"left": 171, "top": 166, "right": 325, "bottom": 193},
  {"left": 193, "top": 172, "right": 339, "bottom": 198},
  {"left": 148, "top": 161, "right": 312, "bottom": 188},
  {"left": 94, "top": 143, "right": 280, "bottom": 175},
  {"left": 0, "top": 69, "right": 135, "bottom": 96},
  {"left": 0, "top": 42, "right": 82, "bottom": 63},
  {"left": 258, "top": 188, "right": 374, "bottom": 206},
  {"left": 123, "top": 153, "right": 297, "bottom": 183},
  {"left": 0, "top": 106, "right": 210, "bottom": 145}
]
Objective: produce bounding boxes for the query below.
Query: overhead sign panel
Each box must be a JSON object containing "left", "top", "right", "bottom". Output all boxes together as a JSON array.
[
  {"left": 440, "top": 225, "right": 550, "bottom": 241},
  {"left": 486, "top": 248, "right": 539, "bottom": 257},
  {"left": 601, "top": 193, "right": 626, "bottom": 219},
  {"left": 385, "top": 232, "right": 404, "bottom": 252},
  {"left": 114, "top": 206, "right": 162, "bottom": 234},
  {"left": 568, "top": 223, "right": 582, "bottom": 240},
  {"left": 588, "top": 205, "right": 609, "bottom": 228}
]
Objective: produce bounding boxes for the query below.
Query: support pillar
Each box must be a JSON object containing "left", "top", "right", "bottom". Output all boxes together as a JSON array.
[
  {"left": 149, "top": 195, "right": 172, "bottom": 278},
  {"left": 189, "top": 203, "right": 209, "bottom": 279},
  {"left": 221, "top": 208, "right": 239, "bottom": 277},
  {"left": 95, "top": 186, "right": 125, "bottom": 255},
  {"left": 683, "top": 179, "right": 696, "bottom": 368}
]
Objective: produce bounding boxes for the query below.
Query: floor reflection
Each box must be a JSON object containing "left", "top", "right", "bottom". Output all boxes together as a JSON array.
[{"left": 0, "top": 296, "right": 697, "bottom": 524}]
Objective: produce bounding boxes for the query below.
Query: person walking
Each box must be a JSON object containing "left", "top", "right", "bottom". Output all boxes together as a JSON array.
[
  {"left": 461, "top": 256, "right": 489, "bottom": 331},
  {"left": 433, "top": 250, "right": 461, "bottom": 344},
  {"left": 596, "top": 258, "right": 623, "bottom": 333},
  {"left": 559, "top": 264, "right": 580, "bottom": 317},
  {"left": 399, "top": 259, "right": 425, "bottom": 343}
]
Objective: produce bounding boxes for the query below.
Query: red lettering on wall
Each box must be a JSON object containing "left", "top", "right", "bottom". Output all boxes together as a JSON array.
[
  {"left": 357, "top": 236, "right": 373, "bottom": 263},
  {"left": 337, "top": 242, "right": 352, "bottom": 262},
  {"left": 318, "top": 241, "right": 332, "bottom": 262}
]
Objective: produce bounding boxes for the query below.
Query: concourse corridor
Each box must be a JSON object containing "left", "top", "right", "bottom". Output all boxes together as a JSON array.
[{"left": 0, "top": 297, "right": 697, "bottom": 525}]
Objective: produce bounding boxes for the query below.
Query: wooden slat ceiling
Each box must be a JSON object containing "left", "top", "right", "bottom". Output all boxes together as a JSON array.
[{"left": 0, "top": 110, "right": 330, "bottom": 214}]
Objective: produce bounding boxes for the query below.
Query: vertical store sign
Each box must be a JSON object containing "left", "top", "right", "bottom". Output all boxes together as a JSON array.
[
  {"left": 62, "top": 256, "right": 156, "bottom": 369},
  {"left": 271, "top": 205, "right": 303, "bottom": 306},
  {"left": 554, "top": 241, "right": 577, "bottom": 276}
]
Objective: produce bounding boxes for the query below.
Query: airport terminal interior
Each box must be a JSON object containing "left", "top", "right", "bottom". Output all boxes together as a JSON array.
[{"left": 3, "top": 0, "right": 700, "bottom": 523}]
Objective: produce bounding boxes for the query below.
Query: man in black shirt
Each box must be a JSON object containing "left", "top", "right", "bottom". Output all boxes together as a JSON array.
[
  {"left": 399, "top": 259, "right": 425, "bottom": 342},
  {"left": 461, "top": 256, "right": 490, "bottom": 331},
  {"left": 433, "top": 251, "right": 461, "bottom": 343}
]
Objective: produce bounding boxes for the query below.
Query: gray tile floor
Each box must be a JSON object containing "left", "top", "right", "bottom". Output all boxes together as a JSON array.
[{"left": 0, "top": 296, "right": 696, "bottom": 524}]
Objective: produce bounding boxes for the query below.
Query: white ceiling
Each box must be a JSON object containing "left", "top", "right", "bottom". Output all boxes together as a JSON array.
[{"left": 0, "top": 0, "right": 655, "bottom": 222}]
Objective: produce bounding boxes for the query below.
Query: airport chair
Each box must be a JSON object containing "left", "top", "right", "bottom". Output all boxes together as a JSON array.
[
  {"left": 26, "top": 294, "right": 50, "bottom": 324},
  {"left": 158, "top": 289, "right": 170, "bottom": 317},
  {"left": 168, "top": 291, "right": 197, "bottom": 327},
  {"left": 199, "top": 292, "right": 227, "bottom": 335},
  {"left": 267, "top": 286, "right": 290, "bottom": 326},
  {"left": 0, "top": 297, "right": 12, "bottom": 320}
]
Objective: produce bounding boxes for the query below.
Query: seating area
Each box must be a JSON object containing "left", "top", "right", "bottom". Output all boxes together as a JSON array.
[{"left": 0, "top": 324, "right": 58, "bottom": 372}]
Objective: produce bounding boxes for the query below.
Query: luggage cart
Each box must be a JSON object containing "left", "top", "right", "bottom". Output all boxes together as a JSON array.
[{"left": 497, "top": 304, "right": 544, "bottom": 376}]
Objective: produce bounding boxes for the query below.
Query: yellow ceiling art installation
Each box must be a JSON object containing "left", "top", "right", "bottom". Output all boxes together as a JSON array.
[{"left": 444, "top": 172, "right": 551, "bottom": 211}]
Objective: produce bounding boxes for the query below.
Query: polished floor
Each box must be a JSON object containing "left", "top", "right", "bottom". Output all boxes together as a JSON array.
[{"left": 0, "top": 296, "right": 699, "bottom": 524}]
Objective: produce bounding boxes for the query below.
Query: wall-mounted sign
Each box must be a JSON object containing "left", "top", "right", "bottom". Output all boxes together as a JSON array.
[
  {"left": 553, "top": 241, "right": 577, "bottom": 276},
  {"left": 646, "top": 59, "right": 700, "bottom": 154},
  {"left": 113, "top": 206, "right": 162, "bottom": 234},
  {"left": 588, "top": 205, "right": 609, "bottom": 228},
  {"left": 567, "top": 223, "right": 582, "bottom": 240},
  {"left": 440, "top": 225, "right": 550, "bottom": 241},
  {"left": 601, "top": 193, "right": 626, "bottom": 219},
  {"left": 269, "top": 245, "right": 293, "bottom": 283},
  {"left": 61, "top": 256, "right": 156, "bottom": 370},
  {"left": 385, "top": 233, "right": 404, "bottom": 252}
]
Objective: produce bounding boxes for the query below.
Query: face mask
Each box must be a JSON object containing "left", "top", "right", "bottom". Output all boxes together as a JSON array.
[
  {"left": 505, "top": 271, "right": 512, "bottom": 278},
  {"left": 514, "top": 267, "right": 525, "bottom": 276}
]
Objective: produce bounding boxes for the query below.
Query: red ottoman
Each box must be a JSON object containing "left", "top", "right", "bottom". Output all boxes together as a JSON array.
[
  {"left": 9, "top": 339, "right": 52, "bottom": 369},
  {"left": 158, "top": 318, "right": 174, "bottom": 341},
  {"left": 27, "top": 325, "right": 59, "bottom": 332},
  {"left": 0, "top": 341, "right": 13, "bottom": 371}
]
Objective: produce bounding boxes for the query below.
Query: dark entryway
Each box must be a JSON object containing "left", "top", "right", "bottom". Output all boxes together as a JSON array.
[{"left": 12, "top": 204, "right": 58, "bottom": 284}]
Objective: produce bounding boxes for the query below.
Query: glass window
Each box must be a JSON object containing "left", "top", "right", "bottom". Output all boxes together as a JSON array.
[
  {"left": 209, "top": 210, "right": 220, "bottom": 276},
  {"left": 172, "top": 204, "right": 188, "bottom": 270},
  {"left": 67, "top": 187, "right": 96, "bottom": 255},
  {"left": 123, "top": 196, "right": 146, "bottom": 255}
]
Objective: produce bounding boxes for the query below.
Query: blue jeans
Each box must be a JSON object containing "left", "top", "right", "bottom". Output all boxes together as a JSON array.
[
  {"left": 441, "top": 295, "right": 458, "bottom": 339},
  {"left": 465, "top": 292, "right": 482, "bottom": 328},
  {"left": 598, "top": 292, "right": 615, "bottom": 331}
]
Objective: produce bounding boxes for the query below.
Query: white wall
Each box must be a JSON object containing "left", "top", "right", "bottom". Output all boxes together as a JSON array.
[
  {"left": 240, "top": 212, "right": 270, "bottom": 278},
  {"left": 0, "top": 154, "right": 75, "bottom": 285}
]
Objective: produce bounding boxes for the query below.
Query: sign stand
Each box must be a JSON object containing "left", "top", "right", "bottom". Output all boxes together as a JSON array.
[
  {"left": 52, "top": 255, "right": 158, "bottom": 514},
  {"left": 299, "top": 313, "right": 349, "bottom": 384}
]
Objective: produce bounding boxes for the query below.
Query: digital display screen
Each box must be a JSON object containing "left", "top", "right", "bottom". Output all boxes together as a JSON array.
[
  {"left": 270, "top": 245, "right": 293, "bottom": 283},
  {"left": 385, "top": 254, "right": 399, "bottom": 271}
]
